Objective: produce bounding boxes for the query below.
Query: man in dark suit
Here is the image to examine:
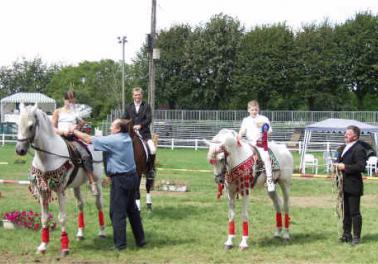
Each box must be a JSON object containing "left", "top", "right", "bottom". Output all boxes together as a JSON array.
[
  {"left": 123, "top": 87, "right": 156, "bottom": 209},
  {"left": 335, "top": 125, "right": 367, "bottom": 246}
]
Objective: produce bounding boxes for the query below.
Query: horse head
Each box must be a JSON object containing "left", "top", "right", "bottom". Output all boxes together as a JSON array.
[
  {"left": 16, "top": 103, "right": 39, "bottom": 155},
  {"left": 204, "top": 129, "right": 239, "bottom": 183}
]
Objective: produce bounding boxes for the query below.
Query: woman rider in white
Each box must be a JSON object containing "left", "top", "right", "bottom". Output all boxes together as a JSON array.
[
  {"left": 237, "top": 100, "right": 275, "bottom": 192},
  {"left": 51, "top": 90, "right": 98, "bottom": 195}
]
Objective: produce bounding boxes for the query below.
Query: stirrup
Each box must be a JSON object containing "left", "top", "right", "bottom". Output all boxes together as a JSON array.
[
  {"left": 267, "top": 179, "right": 275, "bottom": 192},
  {"left": 90, "top": 183, "right": 99, "bottom": 196}
]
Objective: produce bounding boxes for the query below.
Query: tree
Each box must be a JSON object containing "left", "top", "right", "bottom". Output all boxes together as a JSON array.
[
  {"left": 183, "top": 14, "right": 244, "bottom": 109},
  {"left": 0, "top": 57, "right": 60, "bottom": 97},
  {"left": 234, "top": 23, "right": 296, "bottom": 109},
  {"left": 46, "top": 60, "right": 121, "bottom": 121},
  {"left": 335, "top": 12, "right": 378, "bottom": 109},
  {"left": 155, "top": 24, "right": 192, "bottom": 108}
]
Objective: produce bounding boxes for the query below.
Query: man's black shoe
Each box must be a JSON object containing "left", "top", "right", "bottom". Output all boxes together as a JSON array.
[
  {"left": 351, "top": 238, "right": 360, "bottom": 246},
  {"left": 137, "top": 241, "right": 147, "bottom": 248},
  {"left": 339, "top": 234, "right": 352, "bottom": 243}
]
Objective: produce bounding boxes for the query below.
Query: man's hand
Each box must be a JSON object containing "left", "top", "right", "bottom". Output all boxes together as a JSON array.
[
  {"left": 334, "top": 163, "right": 346, "bottom": 171},
  {"left": 102, "top": 177, "right": 111, "bottom": 186}
]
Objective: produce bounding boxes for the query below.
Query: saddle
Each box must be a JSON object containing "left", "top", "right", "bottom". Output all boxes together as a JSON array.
[
  {"left": 64, "top": 140, "right": 87, "bottom": 186},
  {"left": 65, "top": 140, "right": 85, "bottom": 167}
]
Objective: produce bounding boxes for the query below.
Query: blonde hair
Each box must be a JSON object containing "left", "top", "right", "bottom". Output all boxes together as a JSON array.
[
  {"left": 132, "top": 87, "right": 144, "bottom": 95},
  {"left": 247, "top": 100, "right": 260, "bottom": 109}
]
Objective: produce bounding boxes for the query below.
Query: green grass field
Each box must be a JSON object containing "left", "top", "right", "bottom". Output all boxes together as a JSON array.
[{"left": 1, "top": 144, "right": 378, "bottom": 263}]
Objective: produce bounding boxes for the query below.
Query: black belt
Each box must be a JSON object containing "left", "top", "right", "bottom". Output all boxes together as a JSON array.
[{"left": 109, "top": 170, "right": 136, "bottom": 177}]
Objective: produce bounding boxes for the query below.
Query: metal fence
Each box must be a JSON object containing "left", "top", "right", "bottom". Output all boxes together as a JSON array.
[{"left": 107, "top": 109, "right": 378, "bottom": 123}]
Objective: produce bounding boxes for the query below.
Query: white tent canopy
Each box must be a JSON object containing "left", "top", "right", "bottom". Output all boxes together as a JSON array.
[
  {"left": 1, "top": 92, "right": 56, "bottom": 122},
  {"left": 300, "top": 118, "right": 378, "bottom": 173}
]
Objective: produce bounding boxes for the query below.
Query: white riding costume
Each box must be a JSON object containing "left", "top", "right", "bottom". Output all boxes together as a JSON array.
[
  {"left": 240, "top": 114, "right": 274, "bottom": 192},
  {"left": 57, "top": 107, "right": 81, "bottom": 133}
]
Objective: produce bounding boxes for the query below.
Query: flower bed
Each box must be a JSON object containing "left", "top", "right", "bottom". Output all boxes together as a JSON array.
[{"left": 2, "top": 210, "right": 56, "bottom": 231}]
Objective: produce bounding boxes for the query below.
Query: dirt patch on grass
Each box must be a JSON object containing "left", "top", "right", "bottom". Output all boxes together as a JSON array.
[
  {"left": 290, "top": 194, "right": 378, "bottom": 208},
  {"left": 291, "top": 195, "right": 334, "bottom": 208}
]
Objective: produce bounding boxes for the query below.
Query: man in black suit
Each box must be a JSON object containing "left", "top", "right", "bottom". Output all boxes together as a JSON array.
[
  {"left": 123, "top": 87, "right": 156, "bottom": 209},
  {"left": 335, "top": 125, "right": 367, "bottom": 246}
]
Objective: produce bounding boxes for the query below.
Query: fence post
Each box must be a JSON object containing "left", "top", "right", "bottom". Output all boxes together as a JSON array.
[
  {"left": 195, "top": 139, "right": 198, "bottom": 151},
  {"left": 298, "top": 141, "right": 301, "bottom": 154},
  {"left": 2, "top": 133, "right": 4, "bottom": 146},
  {"left": 171, "top": 138, "right": 174, "bottom": 150}
]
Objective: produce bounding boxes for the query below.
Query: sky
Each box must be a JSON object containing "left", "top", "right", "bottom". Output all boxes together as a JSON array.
[{"left": 0, "top": 0, "right": 377, "bottom": 66}]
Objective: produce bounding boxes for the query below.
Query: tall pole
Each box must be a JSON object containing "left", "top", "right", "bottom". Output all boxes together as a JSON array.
[
  {"left": 148, "top": 0, "right": 157, "bottom": 133},
  {"left": 118, "top": 36, "right": 127, "bottom": 113}
]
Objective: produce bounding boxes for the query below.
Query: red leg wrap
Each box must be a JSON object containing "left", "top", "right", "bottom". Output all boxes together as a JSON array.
[
  {"left": 98, "top": 210, "right": 105, "bottom": 226},
  {"left": 285, "top": 214, "right": 290, "bottom": 229},
  {"left": 217, "top": 184, "right": 223, "bottom": 199},
  {"left": 229, "top": 221, "right": 235, "bottom": 235},
  {"left": 61, "top": 232, "right": 70, "bottom": 251},
  {"left": 276, "top": 212, "right": 282, "bottom": 228},
  {"left": 243, "top": 221, "right": 249, "bottom": 236},
  {"left": 41, "top": 227, "right": 49, "bottom": 243},
  {"left": 78, "top": 212, "right": 85, "bottom": 228}
]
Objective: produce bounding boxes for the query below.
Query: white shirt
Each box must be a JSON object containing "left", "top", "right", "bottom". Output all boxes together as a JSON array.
[
  {"left": 341, "top": 141, "right": 357, "bottom": 157},
  {"left": 240, "top": 114, "right": 272, "bottom": 144},
  {"left": 134, "top": 101, "right": 141, "bottom": 113},
  {"left": 57, "top": 109, "right": 80, "bottom": 132}
]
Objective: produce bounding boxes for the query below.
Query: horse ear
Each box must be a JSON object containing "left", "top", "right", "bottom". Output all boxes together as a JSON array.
[{"left": 31, "top": 103, "right": 38, "bottom": 113}]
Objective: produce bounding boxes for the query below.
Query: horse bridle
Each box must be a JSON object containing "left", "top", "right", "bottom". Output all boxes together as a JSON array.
[
  {"left": 213, "top": 148, "right": 230, "bottom": 185},
  {"left": 17, "top": 113, "right": 103, "bottom": 163},
  {"left": 16, "top": 116, "right": 38, "bottom": 145}
]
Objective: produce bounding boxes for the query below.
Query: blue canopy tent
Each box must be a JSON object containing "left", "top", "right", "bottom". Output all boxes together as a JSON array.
[{"left": 300, "top": 118, "right": 378, "bottom": 173}]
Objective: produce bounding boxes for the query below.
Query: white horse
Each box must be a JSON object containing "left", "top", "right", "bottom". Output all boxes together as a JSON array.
[
  {"left": 205, "top": 129, "right": 293, "bottom": 250},
  {"left": 15, "top": 104, "right": 105, "bottom": 256}
]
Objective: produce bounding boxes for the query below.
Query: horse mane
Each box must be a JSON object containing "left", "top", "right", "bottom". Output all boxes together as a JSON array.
[{"left": 34, "top": 107, "right": 55, "bottom": 137}]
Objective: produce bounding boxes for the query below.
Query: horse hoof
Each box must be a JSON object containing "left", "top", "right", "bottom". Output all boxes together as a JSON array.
[
  {"left": 77, "top": 236, "right": 85, "bottom": 241},
  {"left": 224, "top": 244, "right": 233, "bottom": 250},
  {"left": 98, "top": 235, "right": 106, "bottom": 240},
  {"left": 61, "top": 250, "right": 69, "bottom": 257},
  {"left": 239, "top": 246, "right": 248, "bottom": 251},
  {"left": 36, "top": 250, "right": 46, "bottom": 255},
  {"left": 147, "top": 203, "right": 152, "bottom": 210}
]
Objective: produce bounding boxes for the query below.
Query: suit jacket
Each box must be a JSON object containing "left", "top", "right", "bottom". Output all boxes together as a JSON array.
[
  {"left": 337, "top": 140, "right": 367, "bottom": 196},
  {"left": 123, "top": 101, "right": 152, "bottom": 139}
]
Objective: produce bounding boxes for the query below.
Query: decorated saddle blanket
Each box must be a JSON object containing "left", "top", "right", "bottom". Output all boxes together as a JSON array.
[{"left": 225, "top": 156, "right": 254, "bottom": 197}]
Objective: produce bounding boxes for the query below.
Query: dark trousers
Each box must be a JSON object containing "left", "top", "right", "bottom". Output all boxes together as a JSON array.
[
  {"left": 343, "top": 192, "right": 362, "bottom": 239},
  {"left": 110, "top": 172, "right": 145, "bottom": 249}
]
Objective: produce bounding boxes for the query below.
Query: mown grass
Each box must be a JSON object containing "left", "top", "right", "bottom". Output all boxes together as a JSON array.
[{"left": 1, "top": 144, "right": 378, "bottom": 263}]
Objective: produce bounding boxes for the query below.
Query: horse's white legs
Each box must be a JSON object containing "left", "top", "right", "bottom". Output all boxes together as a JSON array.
[
  {"left": 268, "top": 189, "right": 284, "bottom": 238},
  {"left": 225, "top": 187, "right": 236, "bottom": 249},
  {"left": 73, "top": 188, "right": 85, "bottom": 240},
  {"left": 281, "top": 180, "right": 291, "bottom": 240},
  {"left": 239, "top": 195, "right": 249, "bottom": 250},
  {"left": 95, "top": 185, "right": 106, "bottom": 238},
  {"left": 146, "top": 192, "right": 152, "bottom": 210},
  {"left": 57, "top": 191, "right": 70, "bottom": 256},
  {"left": 37, "top": 196, "right": 49, "bottom": 254}
]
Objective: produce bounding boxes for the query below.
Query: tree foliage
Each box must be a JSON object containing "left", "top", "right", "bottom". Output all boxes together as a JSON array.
[{"left": 0, "top": 12, "right": 377, "bottom": 120}]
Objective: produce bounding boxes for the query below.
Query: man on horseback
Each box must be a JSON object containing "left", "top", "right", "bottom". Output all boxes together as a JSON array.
[
  {"left": 237, "top": 100, "right": 275, "bottom": 192},
  {"left": 123, "top": 87, "right": 156, "bottom": 206},
  {"left": 51, "top": 90, "right": 98, "bottom": 196}
]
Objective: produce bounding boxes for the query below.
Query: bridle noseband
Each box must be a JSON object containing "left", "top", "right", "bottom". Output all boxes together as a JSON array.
[
  {"left": 211, "top": 148, "right": 230, "bottom": 184},
  {"left": 17, "top": 116, "right": 38, "bottom": 145}
]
